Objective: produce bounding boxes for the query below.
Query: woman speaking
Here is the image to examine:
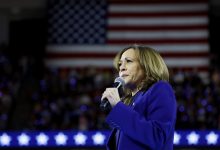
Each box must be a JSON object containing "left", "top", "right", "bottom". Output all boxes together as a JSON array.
[{"left": 101, "top": 45, "right": 177, "bottom": 150}]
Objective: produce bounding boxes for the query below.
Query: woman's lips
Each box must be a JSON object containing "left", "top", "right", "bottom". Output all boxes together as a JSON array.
[{"left": 121, "top": 74, "right": 128, "bottom": 78}]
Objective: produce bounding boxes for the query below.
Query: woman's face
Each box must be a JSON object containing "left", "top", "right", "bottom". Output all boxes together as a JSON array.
[{"left": 118, "top": 48, "right": 145, "bottom": 89}]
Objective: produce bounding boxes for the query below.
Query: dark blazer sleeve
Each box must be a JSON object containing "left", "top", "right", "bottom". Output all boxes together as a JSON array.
[{"left": 106, "top": 81, "right": 176, "bottom": 149}]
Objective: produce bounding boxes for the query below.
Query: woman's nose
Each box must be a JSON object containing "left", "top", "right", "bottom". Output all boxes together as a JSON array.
[{"left": 119, "top": 62, "right": 126, "bottom": 72}]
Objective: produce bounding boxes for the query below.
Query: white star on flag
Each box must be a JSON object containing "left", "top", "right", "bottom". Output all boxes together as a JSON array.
[
  {"left": 173, "top": 132, "right": 181, "bottom": 145},
  {"left": 54, "top": 132, "right": 68, "bottom": 145},
  {"left": 187, "top": 131, "right": 200, "bottom": 145},
  {"left": 36, "top": 132, "right": 49, "bottom": 146},
  {"left": 17, "top": 133, "right": 30, "bottom": 146},
  {"left": 206, "top": 131, "right": 218, "bottom": 145},
  {"left": 92, "top": 132, "right": 105, "bottom": 145},
  {"left": 0, "top": 133, "right": 11, "bottom": 146},
  {"left": 73, "top": 132, "right": 87, "bottom": 145}
]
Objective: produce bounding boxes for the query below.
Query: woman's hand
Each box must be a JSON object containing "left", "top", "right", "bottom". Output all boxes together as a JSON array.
[{"left": 101, "top": 88, "right": 121, "bottom": 107}]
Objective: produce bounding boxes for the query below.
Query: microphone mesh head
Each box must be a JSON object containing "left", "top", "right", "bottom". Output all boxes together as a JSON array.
[{"left": 114, "top": 77, "right": 125, "bottom": 86}]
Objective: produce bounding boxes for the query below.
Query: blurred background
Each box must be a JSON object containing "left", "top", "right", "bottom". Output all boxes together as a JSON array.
[{"left": 0, "top": 0, "right": 220, "bottom": 149}]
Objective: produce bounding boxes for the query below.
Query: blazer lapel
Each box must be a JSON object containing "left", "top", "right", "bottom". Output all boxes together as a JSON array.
[{"left": 106, "top": 128, "right": 117, "bottom": 150}]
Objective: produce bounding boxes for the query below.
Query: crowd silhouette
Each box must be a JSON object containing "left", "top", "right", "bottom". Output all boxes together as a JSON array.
[{"left": 1, "top": 44, "right": 220, "bottom": 131}]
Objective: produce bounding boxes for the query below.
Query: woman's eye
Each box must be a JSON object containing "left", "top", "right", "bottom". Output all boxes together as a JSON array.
[{"left": 126, "top": 59, "right": 132, "bottom": 63}]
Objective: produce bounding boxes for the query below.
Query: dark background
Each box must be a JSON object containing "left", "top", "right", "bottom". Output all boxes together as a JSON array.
[{"left": 0, "top": 0, "right": 220, "bottom": 149}]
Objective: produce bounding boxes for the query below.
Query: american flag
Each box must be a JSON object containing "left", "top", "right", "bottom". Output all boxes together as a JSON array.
[{"left": 46, "top": 0, "right": 209, "bottom": 79}]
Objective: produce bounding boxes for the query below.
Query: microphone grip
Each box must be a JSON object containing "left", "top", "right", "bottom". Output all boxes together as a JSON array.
[{"left": 100, "top": 98, "right": 112, "bottom": 111}]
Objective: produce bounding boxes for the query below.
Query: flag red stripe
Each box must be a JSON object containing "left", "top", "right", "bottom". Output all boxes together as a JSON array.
[
  {"left": 46, "top": 52, "right": 209, "bottom": 59},
  {"left": 109, "top": 12, "right": 207, "bottom": 18},
  {"left": 161, "top": 52, "right": 209, "bottom": 57},
  {"left": 108, "top": 25, "right": 208, "bottom": 31},
  {"left": 110, "top": 0, "right": 208, "bottom": 4},
  {"left": 107, "top": 39, "right": 208, "bottom": 44}
]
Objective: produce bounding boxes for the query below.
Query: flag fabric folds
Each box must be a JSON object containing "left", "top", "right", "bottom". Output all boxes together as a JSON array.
[{"left": 46, "top": 0, "right": 209, "bottom": 79}]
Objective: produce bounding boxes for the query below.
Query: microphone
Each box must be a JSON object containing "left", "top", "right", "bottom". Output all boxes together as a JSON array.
[{"left": 100, "top": 77, "right": 125, "bottom": 111}]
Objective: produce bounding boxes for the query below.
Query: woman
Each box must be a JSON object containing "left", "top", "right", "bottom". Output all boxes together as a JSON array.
[{"left": 101, "top": 45, "right": 177, "bottom": 150}]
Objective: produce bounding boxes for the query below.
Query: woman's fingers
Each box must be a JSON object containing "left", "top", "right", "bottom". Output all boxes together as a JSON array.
[{"left": 101, "top": 88, "right": 120, "bottom": 106}]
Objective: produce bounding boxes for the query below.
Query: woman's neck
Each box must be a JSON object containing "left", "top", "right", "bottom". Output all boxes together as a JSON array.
[{"left": 131, "top": 88, "right": 140, "bottom": 96}]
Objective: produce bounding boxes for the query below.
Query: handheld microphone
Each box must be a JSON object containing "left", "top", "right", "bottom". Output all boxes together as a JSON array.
[{"left": 100, "top": 77, "right": 125, "bottom": 111}]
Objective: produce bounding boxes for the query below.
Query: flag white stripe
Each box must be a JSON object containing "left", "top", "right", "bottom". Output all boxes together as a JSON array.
[
  {"left": 46, "top": 44, "right": 209, "bottom": 53},
  {"left": 109, "top": 3, "right": 208, "bottom": 13},
  {"left": 150, "top": 44, "right": 209, "bottom": 52},
  {"left": 165, "top": 58, "right": 209, "bottom": 67},
  {"left": 109, "top": 17, "right": 208, "bottom": 26},
  {"left": 108, "top": 30, "right": 208, "bottom": 39}
]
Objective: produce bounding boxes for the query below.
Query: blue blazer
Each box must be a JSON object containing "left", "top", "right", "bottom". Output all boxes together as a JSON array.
[{"left": 106, "top": 81, "right": 177, "bottom": 150}]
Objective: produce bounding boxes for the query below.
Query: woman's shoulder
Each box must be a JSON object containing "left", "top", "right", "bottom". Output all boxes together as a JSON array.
[
  {"left": 145, "top": 81, "right": 176, "bottom": 103},
  {"left": 141, "top": 80, "right": 173, "bottom": 96}
]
